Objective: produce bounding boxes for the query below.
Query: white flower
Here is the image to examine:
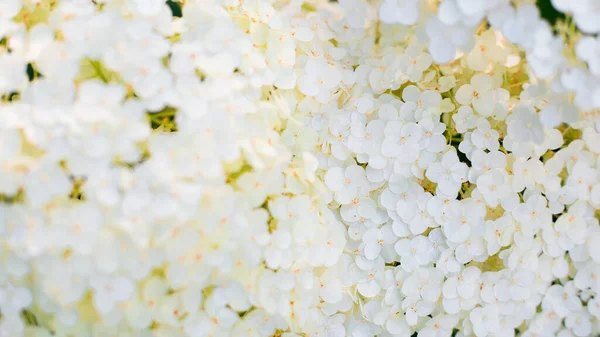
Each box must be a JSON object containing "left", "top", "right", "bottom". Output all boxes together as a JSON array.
[
  {"left": 554, "top": 201, "right": 589, "bottom": 247},
  {"left": 379, "top": 0, "right": 420, "bottom": 25},
  {"left": 521, "top": 310, "right": 563, "bottom": 337},
  {"left": 318, "top": 268, "right": 344, "bottom": 304},
  {"left": 419, "top": 118, "right": 446, "bottom": 153},
  {"left": 404, "top": 192, "right": 436, "bottom": 235},
  {"left": 503, "top": 236, "right": 541, "bottom": 271},
  {"left": 0, "top": 0, "right": 22, "bottom": 20},
  {"left": 542, "top": 282, "right": 582, "bottom": 318},
  {"left": 506, "top": 269, "right": 535, "bottom": 301},
  {"left": 511, "top": 158, "right": 545, "bottom": 192},
  {"left": 470, "top": 305, "right": 502, "bottom": 337},
  {"left": 539, "top": 100, "right": 578, "bottom": 129},
  {"left": 90, "top": 276, "right": 135, "bottom": 314},
  {"left": 341, "top": 196, "right": 377, "bottom": 223},
  {"left": 440, "top": 0, "right": 490, "bottom": 26},
  {"left": 24, "top": 156, "right": 72, "bottom": 207},
  {"left": 385, "top": 309, "right": 412, "bottom": 336},
  {"left": 382, "top": 121, "right": 424, "bottom": 161},
  {"left": 452, "top": 106, "right": 478, "bottom": 133},
  {"left": 507, "top": 105, "right": 545, "bottom": 145},
  {"left": 476, "top": 170, "right": 511, "bottom": 208},
  {"left": 362, "top": 225, "right": 396, "bottom": 260},
  {"left": 128, "top": 0, "right": 166, "bottom": 16},
  {"left": 395, "top": 236, "right": 435, "bottom": 272},
  {"left": 323, "top": 314, "right": 347, "bottom": 337},
  {"left": 0, "top": 53, "right": 27, "bottom": 95},
  {"left": 576, "top": 36, "right": 600, "bottom": 76},
  {"left": 402, "top": 85, "right": 442, "bottom": 121},
  {"left": 402, "top": 295, "right": 434, "bottom": 326},
  {"left": 539, "top": 254, "right": 569, "bottom": 279},
  {"left": 339, "top": 0, "right": 369, "bottom": 28},
  {"left": 0, "top": 283, "right": 32, "bottom": 317},
  {"left": 442, "top": 267, "right": 481, "bottom": 314},
  {"left": 456, "top": 74, "right": 507, "bottom": 118},
  {"left": 444, "top": 200, "right": 485, "bottom": 243},
  {"left": 526, "top": 23, "right": 566, "bottom": 79},
  {"left": 264, "top": 228, "right": 293, "bottom": 269},
  {"left": 565, "top": 310, "right": 593, "bottom": 337},
  {"left": 397, "top": 43, "right": 433, "bottom": 83},
  {"left": 237, "top": 170, "right": 285, "bottom": 207},
  {"left": 468, "top": 149, "right": 505, "bottom": 183},
  {"left": 437, "top": 248, "right": 462, "bottom": 275},
  {"left": 388, "top": 176, "right": 423, "bottom": 221},
  {"left": 427, "top": 194, "right": 459, "bottom": 226},
  {"left": 324, "top": 164, "right": 370, "bottom": 205},
  {"left": 357, "top": 264, "right": 385, "bottom": 298},
  {"left": 298, "top": 58, "right": 342, "bottom": 103},
  {"left": 9, "top": 23, "right": 55, "bottom": 63},
  {"left": 401, "top": 267, "right": 444, "bottom": 324},
  {"left": 362, "top": 299, "right": 389, "bottom": 327},
  {"left": 512, "top": 194, "right": 552, "bottom": 237},
  {"left": 426, "top": 18, "right": 460, "bottom": 64},
  {"left": 185, "top": 304, "right": 239, "bottom": 337},
  {"left": 454, "top": 235, "right": 486, "bottom": 264},
  {"left": 467, "top": 30, "right": 508, "bottom": 71},
  {"left": 550, "top": 0, "right": 571, "bottom": 12},
  {"left": 470, "top": 118, "right": 500, "bottom": 152},
  {"left": 570, "top": 0, "right": 600, "bottom": 34},
  {"left": 418, "top": 314, "right": 458, "bottom": 337},
  {"left": 484, "top": 215, "right": 516, "bottom": 256},
  {"left": 384, "top": 267, "right": 409, "bottom": 306},
  {"left": 49, "top": 202, "right": 104, "bottom": 255},
  {"left": 501, "top": 4, "right": 542, "bottom": 48},
  {"left": 426, "top": 149, "right": 468, "bottom": 197},
  {"left": 588, "top": 297, "right": 600, "bottom": 318}
]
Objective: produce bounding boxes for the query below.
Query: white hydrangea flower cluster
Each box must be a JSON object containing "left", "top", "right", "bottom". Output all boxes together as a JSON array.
[{"left": 0, "top": 0, "right": 600, "bottom": 337}]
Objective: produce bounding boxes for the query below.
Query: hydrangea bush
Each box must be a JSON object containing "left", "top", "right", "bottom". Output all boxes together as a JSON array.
[{"left": 1, "top": 0, "right": 600, "bottom": 336}]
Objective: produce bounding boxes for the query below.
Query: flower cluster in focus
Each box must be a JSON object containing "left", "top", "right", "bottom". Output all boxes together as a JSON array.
[{"left": 0, "top": 0, "right": 600, "bottom": 337}]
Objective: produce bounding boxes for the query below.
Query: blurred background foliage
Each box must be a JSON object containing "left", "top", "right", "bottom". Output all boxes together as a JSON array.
[
  {"left": 537, "top": 0, "right": 566, "bottom": 26},
  {"left": 167, "top": 0, "right": 182, "bottom": 17}
]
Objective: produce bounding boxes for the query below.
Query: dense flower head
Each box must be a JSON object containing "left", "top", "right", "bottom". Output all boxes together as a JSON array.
[{"left": 0, "top": 0, "right": 600, "bottom": 336}]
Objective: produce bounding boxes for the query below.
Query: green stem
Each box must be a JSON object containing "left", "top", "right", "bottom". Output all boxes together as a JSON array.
[{"left": 90, "top": 60, "right": 109, "bottom": 83}]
